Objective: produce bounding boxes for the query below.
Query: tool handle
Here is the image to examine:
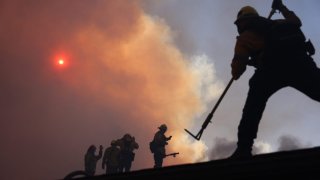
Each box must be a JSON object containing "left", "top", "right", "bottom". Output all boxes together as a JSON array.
[
  {"left": 209, "top": 78, "right": 234, "bottom": 116},
  {"left": 200, "top": 78, "right": 234, "bottom": 130}
]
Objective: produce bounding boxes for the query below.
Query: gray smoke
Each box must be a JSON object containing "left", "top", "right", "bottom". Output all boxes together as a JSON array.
[
  {"left": 209, "top": 137, "right": 267, "bottom": 160},
  {"left": 277, "top": 135, "right": 310, "bottom": 151},
  {"left": 209, "top": 135, "right": 311, "bottom": 160}
]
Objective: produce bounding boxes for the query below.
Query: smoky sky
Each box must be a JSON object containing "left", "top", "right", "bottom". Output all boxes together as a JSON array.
[
  {"left": 209, "top": 135, "right": 310, "bottom": 160},
  {"left": 0, "top": 0, "right": 223, "bottom": 179},
  {"left": 0, "top": 1, "right": 143, "bottom": 179},
  {"left": 144, "top": 0, "right": 320, "bottom": 153},
  {"left": 1, "top": 1, "right": 320, "bottom": 180},
  {"left": 209, "top": 137, "right": 268, "bottom": 160},
  {"left": 277, "top": 135, "right": 310, "bottom": 151}
]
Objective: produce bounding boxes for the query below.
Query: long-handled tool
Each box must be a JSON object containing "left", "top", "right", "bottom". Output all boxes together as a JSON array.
[
  {"left": 267, "top": 8, "right": 276, "bottom": 19},
  {"left": 165, "top": 152, "right": 179, "bottom": 158},
  {"left": 185, "top": 78, "right": 234, "bottom": 140},
  {"left": 268, "top": 0, "right": 284, "bottom": 19}
]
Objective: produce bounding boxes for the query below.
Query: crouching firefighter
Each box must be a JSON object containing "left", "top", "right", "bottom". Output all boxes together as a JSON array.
[{"left": 230, "top": 0, "right": 320, "bottom": 159}]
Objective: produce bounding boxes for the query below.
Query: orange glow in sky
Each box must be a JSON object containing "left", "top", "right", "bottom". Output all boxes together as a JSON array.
[
  {"left": 54, "top": 53, "right": 69, "bottom": 69},
  {"left": 58, "top": 59, "right": 64, "bottom": 65}
]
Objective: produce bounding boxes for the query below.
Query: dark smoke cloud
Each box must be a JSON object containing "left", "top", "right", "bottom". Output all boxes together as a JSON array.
[
  {"left": 1, "top": 1, "right": 143, "bottom": 179},
  {"left": 209, "top": 138, "right": 236, "bottom": 160},
  {"left": 277, "top": 135, "right": 310, "bottom": 151},
  {"left": 0, "top": 0, "right": 219, "bottom": 179},
  {"left": 209, "top": 135, "right": 311, "bottom": 160},
  {"left": 209, "top": 137, "right": 267, "bottom": 160}
]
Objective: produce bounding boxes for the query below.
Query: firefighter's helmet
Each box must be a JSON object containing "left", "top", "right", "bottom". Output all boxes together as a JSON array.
[
  {"left": 123, "top": 133, "right": 132, "bottom": 141},
  {"left": 111, "top": 140, "right": 116, "bottom": 146},
  {"left": 158, "top": 124, "right": 167, "bottom": 131},
  {"left": 235, "top": 6, "right": 259, "bottom": 24}
]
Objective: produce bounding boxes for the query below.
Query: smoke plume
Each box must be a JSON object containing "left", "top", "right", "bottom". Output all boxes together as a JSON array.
[
  {"left": 209, "top": 137, "right": 271, "bottom": 160},
  {"left": 0, "top": 0, "right": 222, "bottom": 179},
  {"left": 277, "top": 135, "right": 310, "bottom": 151}
]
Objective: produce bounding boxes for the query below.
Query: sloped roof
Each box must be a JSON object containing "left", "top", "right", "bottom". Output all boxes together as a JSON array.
[{"left": 68, "top": 147, "right": 320, "bottom": 180}]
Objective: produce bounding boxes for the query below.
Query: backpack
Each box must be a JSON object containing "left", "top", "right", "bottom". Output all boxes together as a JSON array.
[
  {"left": 149, "top": 140, "right": 156, "bottom": 153},
  {"left": 265, "top": 21, "right": 306, "bottom": 57}
]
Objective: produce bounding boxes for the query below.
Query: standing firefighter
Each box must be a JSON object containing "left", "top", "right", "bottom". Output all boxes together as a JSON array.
[
  {"left": 102, "top": 140, "right": 120, "bottom": 174},
  {"left": 230, "top": 0, "right": 320, "bottom": 159},
  {"left": 115, "top": 134, "right": 139, "bottom": 172},
  {"left": 84, "top": 145, "right": 103, "bottom": 176},
  {"left": 150, "top": 124, "right": 172, "bottom": 168}
]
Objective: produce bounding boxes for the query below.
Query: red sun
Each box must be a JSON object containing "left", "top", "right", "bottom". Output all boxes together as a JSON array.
[
  {"left": 58, "top": 59, "right": 64, "bottom": 65},
  {"left": 54, "top": 53, "right": 69, "bottom": 69}
]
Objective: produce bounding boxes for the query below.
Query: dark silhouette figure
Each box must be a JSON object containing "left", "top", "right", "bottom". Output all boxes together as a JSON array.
[
  {"left": 115, "top": 134, "right": 139, "bottom": 172},
  {"left": 102, "top": 140, "right": 121, "bottom": 174},
  {"left": 230, "top": 0, "right": 320, "bottom": 159},
  {"left": 84, "top": 145, "right": 103, "bottom": 176},
  {"left": 152, "top": 124, "right": 172, "bottom": 168}
]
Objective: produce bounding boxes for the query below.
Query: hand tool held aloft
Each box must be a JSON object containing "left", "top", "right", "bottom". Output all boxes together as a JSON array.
[{"left": 185, "top": 78, "right": 234, "bottom": 140}]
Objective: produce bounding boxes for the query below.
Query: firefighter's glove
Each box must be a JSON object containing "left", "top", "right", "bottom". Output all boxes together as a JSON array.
[
  {"left": 272, "top": 0, "right": 285, "bottom": 11},
  {"left": 231, "top": 59, "right": 247, "bottom": 80}
]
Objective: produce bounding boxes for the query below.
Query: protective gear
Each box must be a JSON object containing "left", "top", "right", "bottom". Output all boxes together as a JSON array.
[
  {"left": 272, "top": 0, "right": 285, "bottom": 11},
  {"left": 305, "top": 40, "right": 315, "bottom": 56},
  {"left": 264, "top": 22, "right": 306, "bottom": 62},
  {"left": 111, "top": 140, "right": 116, "bottom": 146},
  {"left": 85, "top": 145, "right": 103, "bottom": 176},
  {"left": 229, "top": 0, "right": 320, "bottom": 161},
  {"left": 158, "top": 124, "right": 167, "bottom": 131},
  {"left": 123, "top": 134, "right": 132, "bottom": 141},
  {"left": 231, "top": 55, "right": 247, "bottom": 80},
  {"left": 149, "top": 140, "right": 156, "bottom": 153},
  {"left": 102, "top": 143, "right": 120, "bottom": 174},
  {"left": 115, "top": 135, "right": 139, "bottom": 173},
  {"left": 229, "top": 146, "right": 252, "bottom": 159},
  {"left": 235, "top": 6, "right": 259, "bottom": 24},
  {"left": 153, "top": 126, "right": 171, "bottom": 168}
]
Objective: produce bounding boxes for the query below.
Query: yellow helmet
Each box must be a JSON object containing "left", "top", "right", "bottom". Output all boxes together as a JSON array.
[{"left": 235, "top": 6, "right": 259, "bottom": 24}]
